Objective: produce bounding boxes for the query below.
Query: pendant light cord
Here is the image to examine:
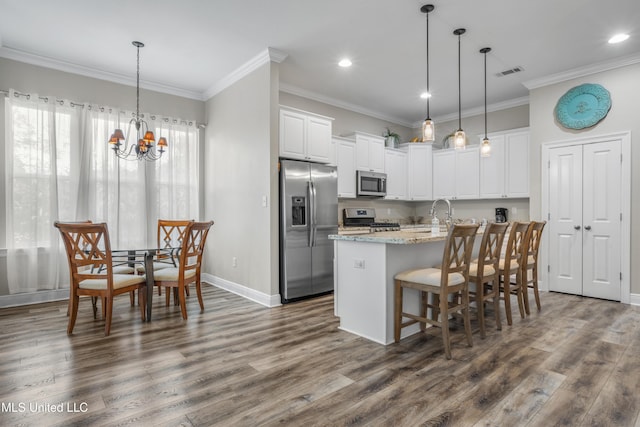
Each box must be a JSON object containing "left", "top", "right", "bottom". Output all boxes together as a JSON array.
[
  {"left": 457, "top": 32, "right": 462, "bottom": 131},
  {"left": 425, "top": 11, "right": 430, "bottom": 119},
  {"left": 483, "top": 50, "right": 487, "bottom": 139}
]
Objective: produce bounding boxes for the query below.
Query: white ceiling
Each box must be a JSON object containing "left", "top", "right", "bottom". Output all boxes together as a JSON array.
[{"left": 1, "top": 0, "right": 639, "bottom": 127}]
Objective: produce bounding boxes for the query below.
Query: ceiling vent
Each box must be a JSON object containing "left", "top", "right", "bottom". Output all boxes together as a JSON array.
[{"left": 496, "top": 66, "right": 524, "bottom": 77}]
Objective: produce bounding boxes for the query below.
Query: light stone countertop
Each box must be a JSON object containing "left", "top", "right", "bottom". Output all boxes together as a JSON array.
[{"left": 330, "top": 226, "right": 485, "bottom": 245}]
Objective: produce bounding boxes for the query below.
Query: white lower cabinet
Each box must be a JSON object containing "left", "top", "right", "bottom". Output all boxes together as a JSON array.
[{"left": 384, "top": 148, "right": 407, "bottom": 200}]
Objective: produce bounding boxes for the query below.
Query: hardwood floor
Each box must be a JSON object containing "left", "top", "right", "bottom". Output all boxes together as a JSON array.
[{"left": 1, "top": 284, "right": 639, "bottom": 426}]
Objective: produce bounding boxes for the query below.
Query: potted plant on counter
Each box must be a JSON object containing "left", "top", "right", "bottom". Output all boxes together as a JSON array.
[{"left": 383, "top": 127, "right": 400, "bottom": 148}]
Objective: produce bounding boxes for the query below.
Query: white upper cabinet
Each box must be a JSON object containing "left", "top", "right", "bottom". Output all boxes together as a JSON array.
[
  {"left": 348, "top": 132, "right": 385, "bottom": 172},
  {"left": 432, "top": 146, "right": 480, "bottom": 200},
  {"left": 402, "top": 143, "right": 432, "bottom": 201},
  {"left": 335, "top": 137, "right": 357, "bottom": 198},
  {"left": 479, "top": 128, "right": 529, "bottom": 198},
  {"left": 279, "top": 106, "right": 333, "bottom": 163},
  {"left": 384, "top": 148, "right": 407, "bottom": 200}
]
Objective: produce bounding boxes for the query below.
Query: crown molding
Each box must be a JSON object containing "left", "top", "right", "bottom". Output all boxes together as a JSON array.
[
  {"left": 0, "top": 45, "right": 205, "bottom": 100},
  {"left": 414, "top": 95, "right": 530, "bottom": 128},
  {"left": 202, "top": 47, "right": 287, "bottom": 100},
  {"left": 280, "top": 83, "right": 414, "bottom": 128},
  {"left": 523, "top": 52, "right": 640, "bottom": 90}
]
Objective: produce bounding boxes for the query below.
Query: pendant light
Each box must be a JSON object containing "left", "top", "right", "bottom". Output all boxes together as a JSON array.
[
  {"left": 453, "top": 28, "right": 466, "bottom": 150},
  {"left": 421, "top": 4, "right": 435, "bottom": 142},
  {"left": 480, "top": 47, "right": 492, "bottom": 157}
]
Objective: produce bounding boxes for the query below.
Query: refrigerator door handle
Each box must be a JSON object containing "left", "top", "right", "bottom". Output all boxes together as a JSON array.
[{"left": 310, "top": 181, "right": 317, "bottom": 246}]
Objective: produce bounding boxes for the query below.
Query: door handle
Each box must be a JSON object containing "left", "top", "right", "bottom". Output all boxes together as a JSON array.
[
  {"left": 574, "top": 225, "right": 581, "bottom": 230},
  {"left": 584, "top": 225, "right": 592, "bottom": 231}
]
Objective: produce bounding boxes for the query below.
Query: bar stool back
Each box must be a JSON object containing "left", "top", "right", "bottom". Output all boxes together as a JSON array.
[
  {"left": 522, "top": 221, "right": 546, "bottom": 314},
  {"left": 498, "top": 222, "right": 532, "bottom": 325},
  {"left": 468, "top": 222, "right": 509, "bottom": 338},
  {"left": 394, "top": 224, "right": 479, "bottom": 360}
]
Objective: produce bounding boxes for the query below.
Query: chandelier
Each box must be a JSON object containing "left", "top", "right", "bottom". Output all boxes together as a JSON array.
[{"left": 108, "top": 41, "right": 167, "bottom": 161}]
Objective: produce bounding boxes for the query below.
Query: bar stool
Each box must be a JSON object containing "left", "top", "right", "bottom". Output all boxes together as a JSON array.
[
  {"left": 468, "top": 222, "right": 509, "bottom": 338},
  {"left": 394, "top": 224, "right": 479, "bottom": 360},
  {"left": 497, "top": 222, "right": 532, "bottom": 326},
  {"left": 522, "top": 221, "right": 546, "bottom": 314}
]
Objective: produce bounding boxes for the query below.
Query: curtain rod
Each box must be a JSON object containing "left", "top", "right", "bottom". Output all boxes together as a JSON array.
[{"left": 1, "top": 89, "right": 206, "bottom": 128}]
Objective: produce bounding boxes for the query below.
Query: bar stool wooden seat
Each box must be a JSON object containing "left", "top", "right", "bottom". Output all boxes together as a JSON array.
[
  {"left": 497, "top": 222, "right": 532, "bottom": 326},
  {"left": 522, "top": 221, "right": 546, "bottom": 314},
  {"left": 468, "top": 222, "right": 509, "bottom": 338},
  {"left": 394, "top": 224, "right": 479, "bottom": 360}
]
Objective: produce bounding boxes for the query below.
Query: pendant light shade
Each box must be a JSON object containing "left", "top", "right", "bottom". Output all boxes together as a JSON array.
[
  {"left": 480, "top": 47, "right": 492, "bottom": 157},
  {"left": 421, "top": 4, "right": 435, "bottom": 142},
  {"left": 453, "top": 28, "right": 466, "bottom": 150}
]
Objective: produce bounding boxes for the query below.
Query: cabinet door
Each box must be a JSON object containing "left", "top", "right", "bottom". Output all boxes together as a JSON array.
[
  {"left": 384, "top": 149, "right": 407, "bottom": 200},
  {"left": 505, "top": 132, "right": 529, "bottom": 197},
  {"left": 306, "top": 116, "right": 332, "bottom": 163},
  {"left": 279, "top": 109, "right": 306, "bottom": 160},
  {"left": 355, "top": 135, "right": 372, "bottom": 171},
  {"left": 479, "top": 135, "right": 506, "bottom": 198},
  {"left": 407, "top": 144, "right": 432, "bottom": 200},
  {"left": 432, "top": 150, "right": 456, "bottom": 199},
  {"left": 368, "top": 137, "right": 385, "bottom": 172},
  {"left": 455, "top": 146, "right": 480, "bottom": 199},
  {"left": 337, "top": 140, "right": 356, "bottom": 198}
]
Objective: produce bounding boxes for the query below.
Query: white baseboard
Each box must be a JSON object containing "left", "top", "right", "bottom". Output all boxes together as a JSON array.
[
  {"left": 0, "top": 289, "right": 68, "bottom": 308},
  {"left": 629, "top": 293, "right": 640, "bottom": 306},
  {"left": 201, "top": 273, "right": 281, "bottom": 308}
]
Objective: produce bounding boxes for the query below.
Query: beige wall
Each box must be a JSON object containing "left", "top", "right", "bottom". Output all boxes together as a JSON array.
[
  {"left": 203, "top": 62, "right": 279, "bottom": 297},
  {"left": 0, "top": 58, "right": 206, "bottom": 298},
  {"left": 529, "top": 63, "right": 640, "bottom": 293}
]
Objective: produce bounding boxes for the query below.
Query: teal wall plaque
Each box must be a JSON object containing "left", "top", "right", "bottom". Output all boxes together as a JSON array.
[{"left": 554, "top": 83, "right": 611, "bottom": 130}]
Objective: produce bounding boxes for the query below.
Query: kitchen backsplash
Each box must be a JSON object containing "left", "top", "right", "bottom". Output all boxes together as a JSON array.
[{"left": 338, "top": 198, "right": 530, "bottom": 225}]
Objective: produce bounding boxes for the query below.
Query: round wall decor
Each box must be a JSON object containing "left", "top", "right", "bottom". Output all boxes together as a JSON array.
[{"left": 555, "top": 83, "right": 611, "bottom": 130}]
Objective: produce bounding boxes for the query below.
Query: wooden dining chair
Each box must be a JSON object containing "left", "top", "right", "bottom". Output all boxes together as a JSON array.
[
  {"left": 54, "top": 221, "right": 147, "bottom": 336},
  {"left": 522, "top": 221, "right": 546, "bottom": 314},
  {"left": 497, "top": 222, "right": 532, "bottom": 325},
  {"left": 394, "top": 223, "right": 479, "bottom": 360},
  {"left": 154, "top": 221, "right": 213, "bottom": 319},
  {"left": 468, "top": 222, "right": 509, "bottom": 338},
  {"left": 137, "top": 219, "right": 193, "bottom": 295}
]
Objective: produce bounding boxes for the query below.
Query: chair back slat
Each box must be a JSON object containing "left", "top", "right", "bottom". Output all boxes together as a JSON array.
[
  {"left": 158, "top": 219, "right": 193, "bottom": 249},
  {"left": 477, "top": 222, "right": 509, "bottom": 274},
  {"left": 503, "top": 222, "right": 532, "bottom": 269},
  {"left": 441, "top": 224, "right": 479, "bottom": 286},
  {"left": 527, "top": 221, "right": 546, "bottom": 262},
  {"left": 54, "top": 222, "right": 114, "bottom": 286},
  {"left": 179, "top": 221, "right": 214, "bottom": 274}
]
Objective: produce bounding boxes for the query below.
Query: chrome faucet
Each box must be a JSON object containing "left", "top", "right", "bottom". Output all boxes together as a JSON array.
[{"left": 429, "top": 198, "right": 453, "bottom": 228}]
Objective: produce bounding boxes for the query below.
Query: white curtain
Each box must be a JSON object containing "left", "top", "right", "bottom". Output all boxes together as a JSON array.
[{"left": 4, "top": 91, "right": 200, "bottom": 294}]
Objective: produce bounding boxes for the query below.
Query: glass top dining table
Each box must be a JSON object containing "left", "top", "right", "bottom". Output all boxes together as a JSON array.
[{"left": 111, "top": 247, "right": 180, "bottom": 321}]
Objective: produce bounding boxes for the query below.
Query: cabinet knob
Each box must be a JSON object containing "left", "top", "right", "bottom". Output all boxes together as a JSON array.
[
  {"left": 574, "top": 225, "right": 581, "bottom": 230},
  {"left": 584, "top": 225, "right": 592, "bottom": 231}
]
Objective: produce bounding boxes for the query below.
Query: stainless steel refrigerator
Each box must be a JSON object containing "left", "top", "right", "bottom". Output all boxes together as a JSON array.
[{"left": 279, "top": 159, "right": 338, "bottom": 303}]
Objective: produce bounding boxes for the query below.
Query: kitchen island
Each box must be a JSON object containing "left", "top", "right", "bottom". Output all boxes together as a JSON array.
[{"left": 329, "top": 228, "right": 457, "bottom": 345}]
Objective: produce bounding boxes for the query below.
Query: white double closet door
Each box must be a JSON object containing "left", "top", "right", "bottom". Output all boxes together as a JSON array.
[{"left": 547, "top": 139, "right": 622, "bottom": 301}]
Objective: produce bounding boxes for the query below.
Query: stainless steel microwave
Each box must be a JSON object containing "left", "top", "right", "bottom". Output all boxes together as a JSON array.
[{"left": 356, "top": 170, "right": 387, "bottom": 197}]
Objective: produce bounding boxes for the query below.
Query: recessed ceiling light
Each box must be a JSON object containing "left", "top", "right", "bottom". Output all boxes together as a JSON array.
[
  {"left": 420, "top": 92, "right": 431, "bottom": 99},
  {"left": 338, "top": 58, "right": 352, "bottom": 68},
  {"left": 608, "top": 33, "right": 629, "bottom": 44}
]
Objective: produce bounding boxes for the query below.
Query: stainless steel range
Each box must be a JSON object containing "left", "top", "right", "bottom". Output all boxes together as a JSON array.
[{"left": 342, "top": 208, "right": 400, "bottom": 232}]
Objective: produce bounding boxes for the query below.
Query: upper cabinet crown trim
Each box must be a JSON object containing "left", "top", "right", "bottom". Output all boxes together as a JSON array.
[{"left": 280, "top": 105, "right": 334, "bottom": 121}]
